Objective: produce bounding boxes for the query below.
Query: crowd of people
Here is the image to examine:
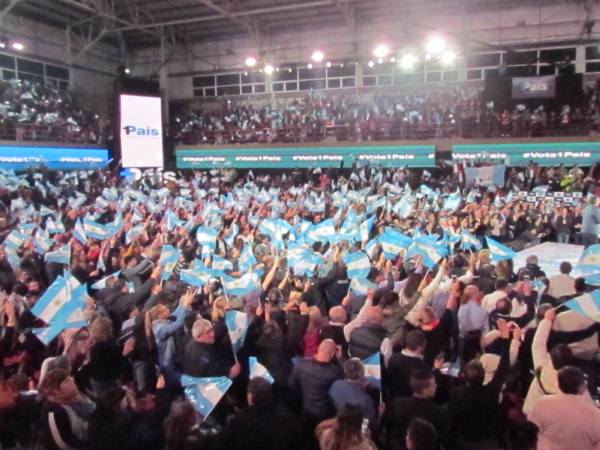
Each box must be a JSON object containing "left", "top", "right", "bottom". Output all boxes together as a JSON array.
[
  {"left": 0, "top": 161, "right": 598, "bottom": 450},
  {"left": 0, "top": 79, "right": 111, "bottom": 145},
  {"left": 173, "top": 85, "right": 600, "bottom": 145}
]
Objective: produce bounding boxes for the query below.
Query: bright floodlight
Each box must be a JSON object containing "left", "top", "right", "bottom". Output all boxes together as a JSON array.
[
  {"left": 440, "top": 50, "right": 456, "bottom": 66},
  {"left": 245, "top": 56, "right": 257, "bottom": 67},
  {"left": 264, "top": 64, "right": 274, "bottom": 75},
  {"left": 307, "top": 63, "right": 314, "bottom": 69},
  {"left": 326, "top": 61, "right": 332, "bottom": 67},
  {"left": 11, "top": 42, "right": 24, "bottom": 51},
  {"left": 311, "top": 50, "right": 325, "bottom": 63},
  {"left": 373, "top": 44, "right": 390, "bottom": 58},
  {"left": 400, "top": 53, "right": 418, "bottom": 70},
  {"left": 425, "top": 36, "right": 446, "bottom": 55},
  {"left": 367, "top": 60, "right": 375, "bottom": 68}
]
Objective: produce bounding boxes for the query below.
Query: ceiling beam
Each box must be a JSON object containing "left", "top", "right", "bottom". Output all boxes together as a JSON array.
[
  {"left": 0, "top": 0, "right": 24, "bottom": 20},
  {"left": 196, "top": 0, "right": 257, "bottom": 37}
]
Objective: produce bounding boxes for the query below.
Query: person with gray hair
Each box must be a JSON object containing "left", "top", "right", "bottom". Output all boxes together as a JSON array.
[{"left": 328, "top": 357, "right": 377, "bottom": 427}]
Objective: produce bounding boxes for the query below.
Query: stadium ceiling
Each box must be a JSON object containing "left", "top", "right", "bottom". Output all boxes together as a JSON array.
[{"left": 5, "top": 0, "right": 591, "bottom": 52}]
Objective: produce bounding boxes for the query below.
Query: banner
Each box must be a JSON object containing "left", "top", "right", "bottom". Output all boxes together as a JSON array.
[
  {"left": 517, "top": 190, "right": 583, "bottom": 205},
  {"left": 465, "top": 165, "right": 506, "bottom": 186},
  {"left": 0, "top": 145, "right": 109, "bottom": 170},
  {"left": 512, "top": 75, "right": 556, "bottom": 99},
  {"left": 176, "top": 145, "right": 436, "bottom": 169}
]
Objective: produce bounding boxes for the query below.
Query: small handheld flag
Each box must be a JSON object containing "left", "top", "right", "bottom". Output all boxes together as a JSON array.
[
  {"left": 485, "top": 237, "right": 517, "bottom": 262},
  {"left": 362, "top": 353, "right": 381, "bottom": 390},
  {"left": 225, "top": 310, "right": 249, "bottom": 356},
  {"left": 564, "top": 290, "right": 600, "bottom": 322},
  {"left": 248, "top": 356, "right": 275, "bottom": 384},
  {"left": 182, "top": 376, "right": 232, "bottom": 421}
]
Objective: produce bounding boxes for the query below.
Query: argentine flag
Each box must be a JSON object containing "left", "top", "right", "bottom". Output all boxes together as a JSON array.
[
  {"left": 238, "top": 244, "right": 257, "bottom": 272},
  {"left": 460, "top": 229, "right": 482, "bottom": 251},
  {"left": 161, "top": 250, "right": 181, "bottom": 281},
  {"left": 3, "top": 230, "right": 28, "bottom": 251},
  {"left": 393, "top": 197, "right": 413, "bottom": 218},
  {"left": 45, "top": 243, "right": 71, "bottom": 265},
  {"left": 73, "top": 219, "right": 87, "bottom": 245},
  {"left": 196, "top": 227, "right": 218, "bottom": 248},
  {"left": 350, "top": 278, "right": 378, "bottom": 296},
  {"left": 443, "top": 191, "right": 461, "bottom": 211},
  {"left": 125, "top": 224, "right": 144, "bottom": 244},
  {"left": 357, "top": 216, "right": 375, "bottom": 243},
  {"left": 564, "top": 290, "right": 600, "bottom": 322},
  {"left": 305, "top": 219, "right": 336, "bottom": 244},
  {"left": 344, "top": 251, "right": 371, "bottom": 279},
  {"left": 578, "top": 244, "right": 600, "bottom": 270},
  {"left": 485, "top": 237, "right": 517, "bottom": 262},
  {"left": 159, "top": 245, "right": 178, "bottom": 265},
  {"left": 165, "top": 209, "right": 183, "bottom": 231},
  {"left": 225, "top": 310, "right": 249, "bottom": 354},
  {"left": 364, "top": 238, "right": 380, "bottom": 260},
  {"left": 212, "top": 255, "right": 233, "bottom": 273},
  {"left": 180, "top": 264, "right": 213, "bottom": 288},
  {"left": 91, "top": 270, "right": 121, "bottom": 290},
  {"left": 248, "top": 356, "right": 275, "bottom": 384},
  {"left": 83, "top": 217, "right": 109, "bottom": 240},
  {"left": 182, "top": 376, "right": 232, "bottom": 420},
  {"left": 34, "top": 229, "right": 52, "bottom": 255},
  {"left": 221, "top": 272, "right": 260, "bottom": 297},
  {"left": 379, "top": 228, "right": 412, "bottom": 260},
  {"left": 406, "top": 240, "right": 446, "bottom": 269},
  {"left": 31, "top": 275, "right": 79, "bottom": 324},
  {"left": 362, "top": 353, "right": 381, "bottom": 390},
  {"left": 584, "top": 273, "right": 600, "bottom": 287}
]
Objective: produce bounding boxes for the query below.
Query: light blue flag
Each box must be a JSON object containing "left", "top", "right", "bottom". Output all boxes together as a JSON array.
[
  {"left": 406, "top": 240, "right": 446, "bottom": 269},
  {"left": 212, "top": 255, "right": 233, "bottom": 273},
  {"left": 225, "top": 310, "right": 249, "bottom": 354},
  {"left": 39, "top": 205, "right": 56, "bottom": 217},
  {"left": 443, "top": 191, "right": 461, "bottom": 211},
  {"left": 44, "top": 243, "right": 71, "bottom": 265},
  {"left": 339, "top": 212, "right": 361, "bottom": 241},
  {"left": 196, "top": 227, "right": 218, "bottom": 248},
  {"left": 106, "top": 215, "right": 124, "bottom": 237},
  {"left": 34, "top": 229, "right": 52, "bottom": 255},
  {"left": 349, "top": 278, "right": 378, "bottom": 296},
  {"left": 460, "top": 229, "right": 483, "bottom": 251},
  {"left": 357, "top": 216, "right": 375, "bottom": 243},
  {"left": 159, "top": 245, "right": 177, "bottom": 265},
  {"left": 182, "top": 376, "right": 232, "bottom": 420},
  {"left": 125, "top": 224, "right": 144, "bottom": 244},
  {"left": 221, "top": 273, "right": 260, "bottom": 297},
  {"left": 259, "top": 219, "right": 283, "bottom": 247},
  {"left": 584, "top": 273, "right": 600, "bottom": 287},
  {"left": 31, "top": 275, "right": 79, "bottom": 324},
  {"left": 366, "top": 196, "right": 386, "bottom": 215},
  {"left": 5, "top": 248, "right": 20, "bottom": 271},
  {"left": 578, "top": 244, "right": 600, "bottom": 270},
  {"left": 305, "top": 219, "right": 336, "bottom": 244},
  {"left": 18, "top": 223, "right": 36, "bottom": 235},
  {"left": 161, "top": 250, "right": 181, "bottom": 281},
  {"left": 91, "top": 270, "right": 121, "bottom": 290},
  {"left": 485, "top": 237, "right": 517, "bottom": 262},
  {"left": 379, "top": 228, "right": 412, "bottom": 259},
  {"left": 83, "top": 217, "right": 110, "bottom": 240},
  {"left": 3, "top": 230, "right": 28, "bottom": 251},
  {"left": 165, "top": 209, "right": 183, "bottom": 231},
  {"left": 393, "top": 197, "right": 413, "bottom": 218},
  {"left": 224, "top": 222, "right": 239, "bottom": 248},
  {"left": 364, "top": 238, "right": 380, "bottom": 260},
  {"left": 564, "top": 290, "right": 600, "bottom": 322},
  {"left": 238, "top": 244, "right": 257, "bottom": 272},
  {"left": 344, "top": 251, "right": 371, "bottom": 279},
  {"left": 32, "top": 325, "right": 65, "bottom": 346},
  {"left": 73, "top": 219, "right": 87, "bottom": 245},
  {"left": 248, "top": 356, "right": 274, "bottom": 384},
  {"left": 362, "top": 353, "right": 381, "bottom": 389},
  {"left": 287, "top": 246, "right": 317, "bottom": 277}
]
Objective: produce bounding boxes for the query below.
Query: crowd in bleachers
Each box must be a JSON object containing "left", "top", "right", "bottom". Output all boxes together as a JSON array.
[
  {"left": 173, "top": 85, "right": 600, "bottom": 145},
  {"left": 0, "top": 80, "right": 111, "bottom": 145},
  {"left": 0, "top": 162, "right": 598, "bottom": 450}
]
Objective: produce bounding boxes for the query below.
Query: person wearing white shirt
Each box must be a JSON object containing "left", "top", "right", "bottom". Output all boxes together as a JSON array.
[
  {"left": 482, "top": 279, "right": 510, "bottom": 312},
  {"left": 548, "top": 261, "right": 575, "bottom": 300}
]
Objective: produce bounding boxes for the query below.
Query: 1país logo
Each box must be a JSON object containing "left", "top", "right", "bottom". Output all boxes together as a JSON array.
[{"left": 123, "top": 125, "right": 160, "bottom": 136}]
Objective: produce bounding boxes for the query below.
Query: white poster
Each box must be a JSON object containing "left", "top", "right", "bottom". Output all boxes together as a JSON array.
[{"left": 119, "top": 94, "right": 164, "bottom": 168}]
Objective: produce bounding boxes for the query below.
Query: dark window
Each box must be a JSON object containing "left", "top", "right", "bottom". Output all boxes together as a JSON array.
[
  {"left": 45, "top": 78, "right": 59, "bottom": 88},
  {"left": 193, "top": 89, "right": 204, "bottom": 97},
  {"left": 59, "top": 80, "right": 70, "bottom": 90},
  {"left": 443, "top": 70, "right": 458, "bottom": 81},
  {"left": 285, "top": 82, "right": 298, "bottom": 91},
  {"left": 394, "top": 73, "right": 424, "bottom": 84},
  {"left": 426, "top": 72, "right": 442, "bottom": 83},
  {"left": 254, "top": 84, "right": 266, "bottom": 93},
  {"left": 193, "top": 76, "right": 215, "bottom": 87},
  {"left": 216, "top": 74, "right": 239, "bottom": 86},
  {"left": 0, "top": 54, "right": 15, "bottom": 70},
  {"left": 217, "top": 86, "right": 239, "bottom": 96},
  {"left": 45, "top": 64, "right": 69, "bottom": 80},
  {"left": 272, "top": 83, "right": 284, "bottom": 92},
  {"left": 379, "top": 75, "right": 392, "bottom": 85},
  {"left": 327, "top": 65, "right": 356, "bottom": 77},
  {"left": 467, "top": 53, "right": 500, "bottom": 67},
  {"left": 504, "top": 51, "right": 537, "bottom": 66},
  {"left": 19, "top": 73, "right": 44, "bottom": 84},
  {"left": 363, "top": 76, "right": 377, "bottom": 86},
  {"left": 273, "top": 69, "right": 297, "bottom": 82},
  {"left": 17, "top": 58, "right": 44, "bottom": 75},
  {"left": 484, "top": 68, "right": 500, "bottom": 79},
  {"left": 241, "top": 85, "right": 252, "bottom": 94},
  {"left": 467, "top": 69, "right": 482, "bottom": 80},
  {"left": 205, "top": 88, "right": 215, "bottom": 97},
  {"left": 539, "top": 48, "right": 575, "bottom": 63},
  {"left": 586, "top": 61, "right": 600, "bottom": 72},
  {"left": 342, "top": 78, "right": 355, "bottom": 87},
  {"left": 298, "top": 67, "right": 326, "bottom": 79},
  {"left": 505, "top": 65, "right": 533, "bottom": 76},
  {"left": 299, "top": 79, "right": 326, "bottom": 90},
  {"left": 538, "top": 65, "right": 556, "bottom": 75},
  {"left": 2, "top": 70, "right": 15, "bottom": 80},
  {"left": 327, "top": 79, "right": 341, "bottom": 88},
  {"left": 241, "top": 71, "right": 264, "bottom": 83},
  {"left": 586, "top": 46, "right": 600, "bottom": 60}
]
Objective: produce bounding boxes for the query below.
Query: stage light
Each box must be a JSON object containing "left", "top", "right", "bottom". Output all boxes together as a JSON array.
[
  {"left": 440, "top": 50, "right": 456, "bottom": 66},
  {"left": 390, "top": 56, "right": 396, "bottom": 62},
  {"left": 264, "top": 64, "right": 274, "bottom": 75},
  {"left": 288, "top": 68, "right": 292, "bottom": 72},
  {"left": 243, "top": 71, "right": 248, "bottom": 76},
  {"left": 373, "top": 44, "right": 390, "bottom": 58},
  {"left": 275, "top": 67, "right": 280, "bottom": 72},
  {"left": 311, "top": 50, "right": 325, "bottom": 63},
  {"left": 399, "top": 53, "right": 418, "bottom": 70},
  {"left": 425, "top": 53, "right": 432, "bottom": 61},
  {"left": 326, "top": 61, "right": 332, "bottom": 68},
  {"left": 11, "top": 41, "right": 24, "bottom": 51},
  {"left": 0, "top": 41, "right": 5, "bottom": 49},
  {"left": 377, "top": 58, "right": 383, "bottom": 64},
  {"left": 367, "top": 60, "right": 375, "bottom": 68},
  {"left": 425, "top": 35, "right": 446, "bottom": 55},
  {"left": 307, "top": 63, "right": 313, "bottom": 69},
  {"left": 245, "top": 56, "right": 257, "bottom": 67},
  {"left": 124, "top": 68, "right": 130, "bottom": 74}
]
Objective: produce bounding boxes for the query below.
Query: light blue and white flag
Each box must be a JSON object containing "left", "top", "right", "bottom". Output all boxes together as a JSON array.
[
  {"left": 578, "top": 244, "right": 600, "bottom": 269},
  {"left": 344, "top": 251, "right": 371, "bottom": 279},
  {"left": 3, "top": 230, "right": 28, "bottom": 251},
  {"left": 366, "top": 196, "right": 386, "bottom": 215},
  {"left": 349, "top": 278, "right": 378, "bottom": 296},
  {"left": 44, "top": 243, "right": 71, "bottom": 265},
  {"left": 159, "top": 245, "right": 177, "bottom": 265},
  {"left": 34, "top": 229, "right": 52, "bottom": 255},
  {"left": 460, "top": 229, "right": 483, "bottom": 251},
  {"left": 406, "top": 239, "right": 446, "bottom": 269},
  {"left": 221, "top": 272, "right": 260, "bottom": 297},
  {"left": 73, "top": 219, "right": 87, "bottom": 245},
  {"left": 392, "top": 197, "right": 413, "bottom": 218},
  {"left": 362, "top": 353, "right": 381, "bottom": 390},
  {"left": 165, "top": 209, "right": 183, "bottom": 231},
  {"left": 212, "top": 255, "right": 233, "bottom": 273},
  {"left": 238, "top": 244, "right": 257, "bottom": 272},
  {"left": 31, "top": 275, "right": 79, "bottom": 324},
  {"left": 182, "top": 376, "right": 232, "bottom": 420},
  {"left": 584, "top": 273, "right": 600, "bottom": 287},
  {"left": 39, "top": 205, "right": 56, "bottom": 217},
  {"left": 91, "top": 270, "right": 121, "bottom": 290},
  {"left": 225, "top": 310, "right": 249, "bottom": 354},
  {"left": 443, "top": 191, "right": 461, "bottom": 211},
  {"left": 248, "top": 356, "right": 274, "bottom": 384},
  {"left": 357, "top": 216, "right": 375, "bottom": 242},
  {"left": 125, "top": 224, "right": 144, "bottom": 244},
  {"left": 224, "top": 222, "right": 239, "bottom": 248},
  {"left": 83, "top": 217, "right": 110, "bottom": 240},
  {"left": 379, "top": 228, "right": 412, "bottom": 259},
  {"left": 339, "top": 212, "right": 361, "bottom": 241},
  {"left": 485, "top": 237, "right": 517, "bottom": 262},
  {"left": 305, "top": 219, "right": 336, "bottom": 244},
  {"left": 161, "top": 250, "right": 181, "bottom": 281},
  {"left": 564, "top": 290, "right": 600, "bottom": 322},
  {"left": 107, "top": 214, "right": 124, "bottom": 237},
  {"left": 364, "top": 238, "right": 380, "bottom": 260},
  {"left": 196, "top": 227, "right": 218, "bottom": 248}
]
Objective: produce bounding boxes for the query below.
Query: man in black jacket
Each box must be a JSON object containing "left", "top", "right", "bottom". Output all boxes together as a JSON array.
[
  {"left": 348, "top": 305, "right": 389, "bottom": 360},
  {"left": 387, "top": 330, "right": 428, "bottom": 398}
]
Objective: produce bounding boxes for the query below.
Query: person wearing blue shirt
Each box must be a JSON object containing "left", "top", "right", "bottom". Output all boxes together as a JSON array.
[
  {"left": 580, "top": 197, "right": 600, "bottom": 247},
  {"left": 329, "top": 358, "right": 377, "bottom": 427}
]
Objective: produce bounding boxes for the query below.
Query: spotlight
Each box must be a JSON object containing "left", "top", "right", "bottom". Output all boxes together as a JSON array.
[
  {"left": 275, "top": 67, "right": 280, "bottom": 72},
  {"left": 399, "top": 53, "right": 418, "bottom": 70},
  {"left": 11, "top": 41, "right": 24, "bottom": 51},
  {"left": 243, "top": 71, "right": 248, "bottom": 76},
  {"left": 373, "top": 44, "right": 390, "bottom": 58},
  {"left": 124, "top": 68, "right": 130, "bottom": 74},
  {"left": 390, "top": 56, "right": 396, "bottom": 62},
  {"left": 425, "top": 53, "right": 432, "bottom": 61},
  {"left": 264, "top": 64, "right": 274, "bottom": 75},
  {"left": 377, "top": 58, "right": 383, "bottom": 64},
  {"left": 326, "top": 61, "right": 332, "bottom": 68},
  {"left": 425, "top": 35, "right": 446, "bottom": 55},
  {"left": 245, "top": 56, "right": 257, "bottom": 67},
  {"left": 307, "top": 63, "right": 313, "bottom": 69},
  {"left": 311, "top": 50, "right": 325, "bottom": 63},
  {"left": 440, "top": 50, "right": 456, "bottom": 66},
  {"left": 288, "top": 68, "right": 293, "bottom": 72},
  {"left": 367, "top": 60, "right": 375, "bottom": 68},
  {"left": 0, "top": 40, "right": 5, "bottom": 49}
]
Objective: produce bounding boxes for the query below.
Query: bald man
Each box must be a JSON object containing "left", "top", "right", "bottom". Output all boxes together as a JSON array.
[
  {"left": 348, "top": 305, "right": 393, "bottom": 364},
  {"left": 320, "top": 306, "right": 349, "bottom": 358}
]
